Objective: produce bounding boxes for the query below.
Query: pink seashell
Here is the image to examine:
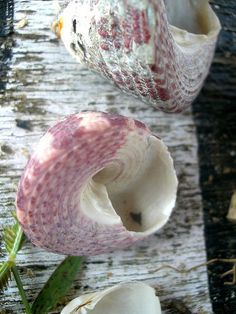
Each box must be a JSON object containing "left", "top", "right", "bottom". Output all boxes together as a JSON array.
[
  {"left": 16, "top": 111, "right": 177, "bottom": 255},
  {"left": 56, "top": 0, "right": 221, "bottom": 112}
]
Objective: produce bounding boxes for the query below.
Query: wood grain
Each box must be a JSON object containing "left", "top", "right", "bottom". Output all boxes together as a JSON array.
[
  {"left": 0, "top": 0, "right": 224, "bottom": 313},
  {"left": 193, "top": 1, "right": 236, "bottom": 313}
]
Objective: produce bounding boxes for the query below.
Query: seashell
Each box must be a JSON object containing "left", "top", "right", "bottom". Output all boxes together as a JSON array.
[
  {"left": 16, "top": 111, "right": 177, "bottom": 256},
  {"left": 61, "top": 281, "right": 161, "bottom": 314},
  {"left": 56, "top": 0, "right": 221, "bottom": 112}
]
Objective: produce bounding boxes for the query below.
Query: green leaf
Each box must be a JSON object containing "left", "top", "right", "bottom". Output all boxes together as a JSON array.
[
  {"left": 3, "top": 222, "right": 25, "bottom": 254},
  {"left": 0, "top": 215, "right": 25, "bottom": 291},
  {"left": 32, "top": 256, "right": 84, "bottom": 314},
  {"left": 0, "top": 261, "right": 12, "bottom": 290}
]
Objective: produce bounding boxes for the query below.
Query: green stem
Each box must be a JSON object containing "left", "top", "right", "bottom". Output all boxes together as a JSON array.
[
  {"left": 8, "top": 225, "right": 25, "bottom": 266},
  {"left": 12, "top": 226, "right": 25, "bottom": 256},
  {"left": 12, "top": 265, "right": 32, "bottom": 314}
]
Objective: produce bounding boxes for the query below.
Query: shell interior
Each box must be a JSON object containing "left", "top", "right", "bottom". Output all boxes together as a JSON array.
[
  {"left": 81, "top": 133, "right": 177, "bottom": 234},
  {"left": 165, "top": 0, "right": 213, "bottom": 35}
]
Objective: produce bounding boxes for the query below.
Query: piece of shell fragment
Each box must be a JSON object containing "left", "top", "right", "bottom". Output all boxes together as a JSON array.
[
  {"left": 16, "top": 111, "right": 178, "bottom": 256},
  {"left": 56, "top": 0, "right": 221, "bottom": 112},
  {"left": 227, "top": 191, "right": 236, "bottom": 222},
  {"left": 61, "top": 281, "right": 162, "bottom": 314},
  {"left": 15, "top": 17, "right": 28, "bottom": 29}
]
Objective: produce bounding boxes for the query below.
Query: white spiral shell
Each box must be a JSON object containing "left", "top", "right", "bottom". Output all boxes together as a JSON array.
[
  {"left": 61, "top": 281, "right": 162, "bottom": 314},
  {"left": 57, "top": 0, "right": 221, "bottom": 112}
]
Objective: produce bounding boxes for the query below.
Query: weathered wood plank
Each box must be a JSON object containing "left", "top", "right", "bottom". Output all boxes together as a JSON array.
[
  {"left": 0, "top": 0, "right": 227, "bottom": 313},
  {"left": 193, "top": 1, "right": 236, "bottom": 313}
]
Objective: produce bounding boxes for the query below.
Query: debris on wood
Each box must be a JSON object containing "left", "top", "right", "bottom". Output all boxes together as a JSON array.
[
  {"left": 15, "top": 119, "right": 33, "bottom": 131},
  {"left": 165, "top": 299, "right": 192, "bottom": 314},
  {"left": 21, "top": 147, "right": 30, "bottom": 158},
  {"left": 227, "top": 191, "right": 236, "bottom": 222},
  {"left": 0, "top": 143, "right": 14, "bottom": 156},
  {"left": 16, "top": 17, "right": 28, "bottom": 29},
  {"left": 25, "top": 268, "right": 35, "bottom": 278},
  {"left": 107, "top": 272, "right": 113, "bottom": 278}
]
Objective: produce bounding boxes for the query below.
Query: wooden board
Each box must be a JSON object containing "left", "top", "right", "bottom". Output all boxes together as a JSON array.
[
  {"left": 0, "top": 0, "right": 235, "bottom": 313},
  {"left": 192, "top": 1, "right": 236, "bottom": 312}
]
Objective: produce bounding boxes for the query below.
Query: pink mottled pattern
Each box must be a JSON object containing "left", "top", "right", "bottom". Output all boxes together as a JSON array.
[
  {"left": 16, "top": 112, "right": 150, "bottom": 256},
  {"left": 62, "top": 0, "right": 219, "bottom": 112}
]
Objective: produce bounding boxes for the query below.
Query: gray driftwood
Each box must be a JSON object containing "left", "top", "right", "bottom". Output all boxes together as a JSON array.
[{"left": 0, "top": 0, "right": 218, "bottom": 313}]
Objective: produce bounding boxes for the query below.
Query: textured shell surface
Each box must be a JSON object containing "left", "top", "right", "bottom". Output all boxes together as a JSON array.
[
  {"left": 16, "top": 111, "right": 177, "bottom": 256},
  {"left": 61, "top": 281, "right": 162, "bottom": 314},
  {"left": 58, "top": 0, "right": 221, "bottom": 112}
]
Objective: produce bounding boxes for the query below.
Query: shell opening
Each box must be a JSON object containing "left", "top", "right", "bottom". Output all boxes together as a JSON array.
[
  {"left": 82, "top": 134, "right": 177, "bottom": 234},
  {"left": 164, "top": 0, "right": 216, "bottom": 35}
]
